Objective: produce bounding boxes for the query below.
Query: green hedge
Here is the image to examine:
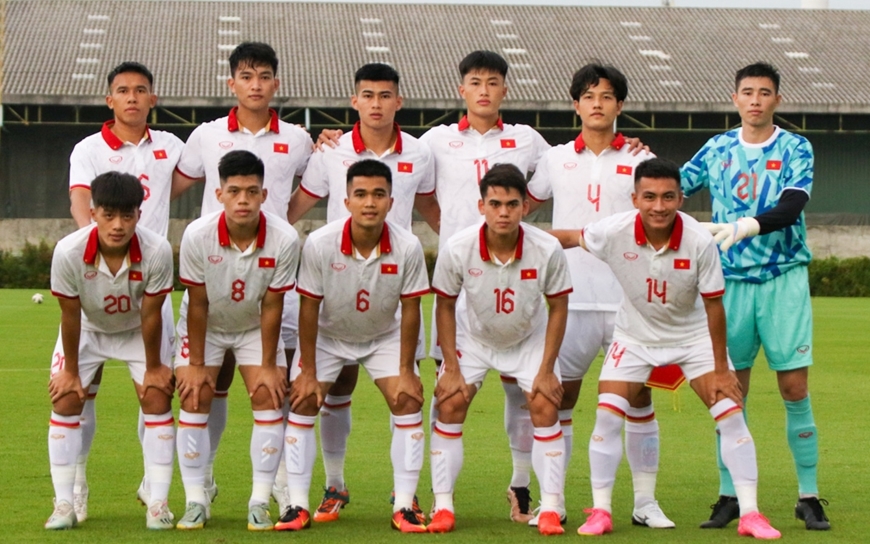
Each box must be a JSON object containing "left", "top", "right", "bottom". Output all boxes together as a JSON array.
[{"left": 3, "top": 240, "right": 870, "bottom": 297}]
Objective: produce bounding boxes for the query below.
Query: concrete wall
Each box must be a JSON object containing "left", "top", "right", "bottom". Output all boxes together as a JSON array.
[{"left": 2, "top": 218, "right": 868, "bottom": 260}]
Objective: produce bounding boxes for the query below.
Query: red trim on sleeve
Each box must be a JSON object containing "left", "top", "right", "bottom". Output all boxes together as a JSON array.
[
  {"left": 267, "top": 283, "right": 296, "bottom": 293},
  {"left": 296, "top": 287, "right": 323, "bottom": 300},
  {"left": 526, "top": 189, "right": 547, "bottom": 203},
  {"left": 179, "top": 278, "right": 205, "bottom": 287},
  {"left": 174, "top": 166, "right": 199, "bottom": 180},
  {"left": 546, "top": 287, "right": 574, "bottom": 299},
  {"left": 69, "top": 184, "right": 91, "bottom": 191},
  {"left": 415, "top": 188, "right": 436, "bottom": 197},
  {"left": 51, "top": 290, "right": 79, "bottom": 300},
  {"left": 145, "top": 287, "right": 174, "bottom": 297},
  {"left": 298, "top": 184, "right": 325, "bottom": 200},
  {"left": 400, "top": 288, "right": 430, "bottom": 299},
  {"left": 432, "top": 287, "right": 458, "bottom": 299},
  {"left": 701, "top": 289, "right": 725, "bottom": 299}
]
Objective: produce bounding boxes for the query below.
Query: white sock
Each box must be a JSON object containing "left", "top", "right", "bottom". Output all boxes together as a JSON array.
[
  {"left": 274, "top": 400, "right": 290, "bottom": 491},
  {"left": 142, "top": 412, "right": 175, "bottom": 503},
  {"left": 533, "top": 423, "right": 566, "bottom": 513},
  {"left": 250, "top": 410, "right": 284, "bottom": 508},
  {"left": 49, "top": 413, "right": 82, "bottom": 504},
  {"left": 177, "top": 411, "right": 209, "bottom": 506},
  {"left": 320, "top": 394, "right": 351, "bottom": 490},
  {"left": 75, "top": 385, "right": 98, "bottom": 487},
  {"left": 138, "top": 408, "right": 147, "bottom": 476},
  {"left": 588, "top": 393, "right": 628, "bottom": 513},
  {"left": 431, "top": 420, "right": 463, "bottom": 512},
  {"left": 391, "top": 412, "right": 424, "bottom": 512},
  {"left": 206, "top": 392, "right": 228, "bottom": 483},
  {"left": 558, "top": 409, "right": 574, "bottom": 471},
  {"left": 502, "top": 377, "right": 533, "bottom": 488},
  {"left": 428, "top": 395, "right": 439, "bottom": 434},
  {"left": 285, "top": 413, "right": 317, "bottom": 511},
  {"left": 625, "top": 404, "right": 659, "bottom": 508},
  {"left": 711, "top": 399, "right": 758, "bottom": 516}
]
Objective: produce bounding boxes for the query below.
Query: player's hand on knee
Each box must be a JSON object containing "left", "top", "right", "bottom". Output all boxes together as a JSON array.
[
  {"left": 434, "top": 367, "right": 469, "bottom": 405},
  {"left": 392, "top": 373, "right": 425, "bottom": 409},
  {"left": 177, "top": 365, "right": 215, "bottom": 411},
  {"left": 701, "top": 218, "right": 760, "bottom": 251},
  {"left": 624, "top": 137, "right": 651, "bottom": 156},
  {"left": 251, "top": 365, "right": 288, "bottom": 409},
  {"left": 313, "top": 129, "right": 343, "bottom": 151},
  {"left": 531, "top": 371, "right": 564, "bottom": 407},
  {"left": 142, "top": 365, "right": 175, "bottom": 399},
  {"left": 289, "top": 371, "right": 322, "bottom": 412},
  {"left": 49, "top": 371, "right": 86, "bottom": 405},
  {"left": 712, "top": 370, "right": 743, "bottom": 407}
]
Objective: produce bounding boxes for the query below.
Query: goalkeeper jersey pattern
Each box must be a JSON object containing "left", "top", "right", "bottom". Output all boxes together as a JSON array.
[{"left": 681, "top": 126, "right": 813, "bottom": 283}]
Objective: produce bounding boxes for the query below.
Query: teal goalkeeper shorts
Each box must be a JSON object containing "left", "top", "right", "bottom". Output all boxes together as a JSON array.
[{"left": 724, "top": 265, "right": 813, "bottom": 372}]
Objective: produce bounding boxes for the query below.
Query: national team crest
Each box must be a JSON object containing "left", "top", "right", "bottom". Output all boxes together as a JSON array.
[
  {"left": 153, "top": 149, "right": 168, "bottom": 160},
  {"left": 520, "top": 268, "right": 537, "bottom": 280},
  {"left": 259, "top": 257, "right": 276, "bottom": 268},
  {"left": 381, "top": 263, "right": 398, "bottom": 275},
  {"left": 674, "top": 259, "right": 691, "bottom": 270},
  {"left": 766, "top": 160, "right": 782, "bottom": 171},
  {"left": 616, "top": 165, "right": 633, "bottom": 175},
  {"left": 129, "top": 270, "right": 143, "bottom": 281},
  {"left": 500, "top": 139, "right": 516, "bottom": 149},
  {"left": 397, "top": 162, "right": 413, "bottom": 173},
  {"left": 274, "top": 143, "right": 289, "bottom": 154}
]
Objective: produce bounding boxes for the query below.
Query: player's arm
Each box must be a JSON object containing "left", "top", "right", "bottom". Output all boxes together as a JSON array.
[
  {"left": 255, "top": 289, "right": 287, "bottom": 409},
  {"left": 704, "top": 189, "right": 810, "bottom": 251},
  {"left": 139, "top": 292, "right": 173, "bottom": 398},
  {"left": 314, "top": 128, "right": 344, "bottom": 151},
  {"left": 177, "top": 284, "right": 214, "bottom": 410},
  {"left": 703, "top": 295, "right": 742, "bottom": 406},
  {"left": 393, "top": 295, "right": 425, "bottom": 406},
  {"left": 413, "top": 193, "right": 441, "bottom": 234},
  {"left": 531, "top": 294, "right": 568, "bottom": 406},
  {"left": 624, "top": 136, "right": 650, "bottom": 156},
  {"left": 170, "top": 168, "right": 203, "bottom": 201},
  {"left": 548, "top": 229, "right": 585, "bottom": 250},
  {"left": 290, "top": 294, "right": 324, "bottom": 411},
  {"left": 286, "top": 187, "right": 321, "bottom": 224},
  {"left": 69, "top": 188, "right": 92, "bottom": 228},
  {"left": 49, "top": 296, "right": 87, "bottom": 404},
  {"left": 433, "top": 294, "right": 469, "bottom": 404}
]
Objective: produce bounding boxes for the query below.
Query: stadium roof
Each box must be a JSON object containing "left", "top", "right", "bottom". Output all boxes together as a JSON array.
[{"left": 4, "top": 1, "right": 870, "bottom": 113}]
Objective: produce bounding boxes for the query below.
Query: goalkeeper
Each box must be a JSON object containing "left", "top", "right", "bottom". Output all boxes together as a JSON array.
[{"left": 681, "top": 62, "right": 829, "bottom": 532}]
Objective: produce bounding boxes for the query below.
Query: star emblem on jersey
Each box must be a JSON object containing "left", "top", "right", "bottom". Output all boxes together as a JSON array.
[
  {"left": 616, "top": 165, "right": 633, "bottom": 175},
  {"left": 673, "top": 259, "right": 691, "bottom": 270},
  {"left": 521, "top": 268, "right": 537, "bottom": 280},
  {"left": 153, "top": 149, "right": 168, "bottom": 160},
  {"left": 129, "top": 270, "right": 143, "bottom": 281},
  {"left": 766, "top": 160, "right": 782, "bottom": 170},
  {"left": 259, "top": 257, "right": 276, "bottom": 268},
  {"left": 274, "top": 143, "right": 289, "bottom": 154},
  {"left": 500, "top": 139, "right": 516, "bottom": 148},
  {"left": 219, "top": 141, "right": 233, "bottom": 149},
  {"left": 381, "top": 263, "right": 398, "bottom": 274},
  {"left": 397, "top": 162, "right": 413, "bottom": 173}
]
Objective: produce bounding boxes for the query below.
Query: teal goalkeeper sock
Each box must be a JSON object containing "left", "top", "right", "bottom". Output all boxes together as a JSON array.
[
  {"left": 785, "top": 396, "right": 819, "bottom": 496},
  {"left": 714, "top": 397, "right": 747, "bottom": 497}
]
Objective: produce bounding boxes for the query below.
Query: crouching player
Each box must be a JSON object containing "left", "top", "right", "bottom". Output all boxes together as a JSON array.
[
  {"left": 174, "top": 150, "right": 300, "bottom": 531},
  {"left": 428, "top": 163, "right": 572, "bottom": 535},
  {"left": 46, "top": 172, "right": 176, "bottom": 530},
  {"left": 551, "top": 158, "right": 780, "bottom": 539},
  {"left": 279, "top": 159, "right": 430, "bottom": 533}
]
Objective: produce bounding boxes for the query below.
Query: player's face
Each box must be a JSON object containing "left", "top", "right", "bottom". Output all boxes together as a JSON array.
[
  {"left": 732, "top": 76, "right": 781, "bottom": 129},
  {"left": 573, "top": 78, "right": 623, "bottom": 131},
  {"left": 459, "top": 70, "right": 507, "bottom": 119},
  {"left": 216, "top": 174, "right": 268, "bottom": 227},
  {"left": 105, "top": 72, "right": 157, "bottom": 127},
  {"left": 345, "top": 175, "right": 393, "bottom": 229},
  {"left": 91, "top": 206, "right": 139, "bottom": 254},
  {"left": 229, "top": 62, "right": 279, "bottom": 113},
  {"left": 632, "top": 176, "right": 684, "bottom": 234},
  {"left": 351, "top": 81, "right": 403, "bottom": 131},
  {"left": 478, "top": 185, "right": 528, "bottom": 236}
]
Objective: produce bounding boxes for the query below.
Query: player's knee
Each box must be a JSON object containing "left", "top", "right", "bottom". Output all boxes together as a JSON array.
[
  {"left": 528, "top": 395, "right": 559, "bottom": 427},
  {"left": 52, "top": 395, "right": 85, "bottom": 417},
  {"left": 436, "top": 395, "right": 469, "bottom": 423},
  {"left": 389, "top": 394, "right": 422, "bottom": 416},
  {"left": 139, "top": 389, "right": 172, "bottom": 415},
  {"left": 778, "top": 372, "right": 808, "bottom": 401},
  {"left": 289, "top": 392, "right": 320, "bottom": 417},
  {"left": 631, "top": 386, "right": 653, "bottom": 408}
]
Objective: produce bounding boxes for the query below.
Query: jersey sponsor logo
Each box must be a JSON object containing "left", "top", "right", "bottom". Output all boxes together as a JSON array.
[
  {"left": 343, "top": 159, "right": 356, "bottom": 167},
  {"left": 109, "top": 155, "right": 123, "bottom": 164},
  {"left": 449, "top": 141, "right": 463, "bottom": 148},
  {"left": 616, "top": 165, "right": 633, "bottom": 175},
  {"left": 183, "top": 452, "right": 200, "bottom": 460},
  {"left": 208, "top": 255, "right": 223, "bottom": 264},
  {"left": 219, "top": 141, "right": 233, "bottom": 149},
  {"left": 796, "top": 344, "right": 810, "bottom": 353},
  {"left": 259, "top": 257, "right": 276, "bottom": 268},
  {"left": 520, "top": 268, "right": 537, "bottom": 280},
  {"left": 468, "top": 268, "right": 483, "bottom": 277},
  {"left": 397, "top": 162, "right": 413, "bottom": 173},
  {"left": 381, "top": 263, "right": 398, "bottom": 274},
  {"left": 500, "top": 139, "right": 516, "bottom": 148},
  {"left": 331, "top": 262, "right": 347, "bottom": 271},
  {"left": 85, "top": 271, "right": 98, "bottom": 279},
  {"left": 673, "top": 259, "right": 691, "bottom": 270},
  {"left": 274, "top": 142, "right": 289, "bottom": 154},
  {"left": 153, "top": 149, "right": 168, "bottom": 160},
  {"left": 285, "top": 436, "right": 298, "bottom": 445},
  {"left": 563, "top": 162, "right": 577, "bottom": 170},
  {"left": 623, "top": 252, "right": 639, "bottom": 261},
  {"left": 766, "top": 160, "right": 782, "bottom": 170},
  {"left": 545, "top": 451, "right": 563, "bottom": 457},
  {"left": 798, "top": 431, "right": 814, "bottom": 438},
  {"left": 129, "top": 270, "right": 143, "bottom": 281}
]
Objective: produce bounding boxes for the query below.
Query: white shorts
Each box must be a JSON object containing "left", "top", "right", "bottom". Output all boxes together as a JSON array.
[
  {"left": 447, "top": 321, "right": 560, "bottom": 393},
  {"left": 175, "top": 327, "right": 287, "bottom": 368},
  {"left": 50, "top": 327, "right": 172, "bottom": 387},
  {"left": 557, "top": 310, "right": 616, "bottom": 381},
  {"left": 290, "top": 328, "right": 417, "bottom": 383},
  {"left": 343, "top": 305, "right": 425, "bottom": 365},
  {"left": 177, "top": 289, "right": 298, "bottom": 350},
  {"left": 597, "top": 338, "right": 734, "bottom": 383}
]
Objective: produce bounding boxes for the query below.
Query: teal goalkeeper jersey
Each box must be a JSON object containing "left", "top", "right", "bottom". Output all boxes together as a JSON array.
[{"left": 681, "top": 126, "right": 814, "bottom": 284}]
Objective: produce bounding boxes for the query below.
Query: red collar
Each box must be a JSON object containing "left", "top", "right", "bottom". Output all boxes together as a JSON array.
[
  {"left": 634, "top": 213, "right": 683, "bottom": 251},
  {"left": 478, "top": 223, "right": 524, "bottom": 262},
  {"left": 574, "top": 132, "right": 626, "bottom": 153},
  {"left": 340, "top": 217, "right": 392, "bottom": 256},
  {"left": 217, "top": 211, "right": 267, "bottom": 249},
  {"left": 351, "top": 121, "right": 403, "bottom": 155},
  {"left": 227, "top": 107, "right": 280, "bottom": 134},
  {"left": 83, "top": 226, "right": 142, "bottom": 264},
  {"left": 458, "top": 115, "right": 504, "bottom": 132},
  {"left": 101, "top": 121, "right": 151, "bottom": 151}
]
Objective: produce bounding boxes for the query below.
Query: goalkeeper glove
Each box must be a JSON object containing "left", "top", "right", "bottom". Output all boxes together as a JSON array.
[{"left": 701, "top": 217, "right": 760, "bottom": 251}]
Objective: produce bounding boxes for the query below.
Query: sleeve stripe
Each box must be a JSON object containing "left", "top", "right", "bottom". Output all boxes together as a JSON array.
[
  {"left": 51, "top": 290, "right": 79, "bottom": 300},
  {"left": 527, "top": 189, "right": 547, "bottom": 203},
  {"left": 432, "top": 287, "right": 458, "bottom": 299},
  {"left": 298, "top": 184, "right": 325, "bottom": 199},
  {"left": 174, "top": 166, "right": 200, "bottom": 180},
  {"left": 296, "top": 287, "right": 323, "bottom": 300},
  {"left": 701, "top": 289, "right": 725, "bottom": 299},
  {"left": 400, "top": 288, "right": 430, "bottom": 299},
  {"left": 179, "top": 277, "right": 205, "bottom": 287},
  {"left": 145, "top": 287, "right": 174, "bottom": 297},
  {"left": 545, "top": 287, "right": 573, "bottom": 299},
  {"left": 69, "top": 184, "right": 91, "bottom": 191},
  {"left": 415, "top": 188, "right": 436, "bottom": 196},
  {"left": 268, "top": 283, "right": 296, "bottom": 293}
]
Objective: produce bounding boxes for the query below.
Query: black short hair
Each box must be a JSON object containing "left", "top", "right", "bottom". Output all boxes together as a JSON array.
[
  {"left": 354, "top": 63, "right": 400, "bottom": 88},
  {"left": 479, "top": 163, "right": 527, "bottom": 200},
  {"left": 91, "top": 172, "right": 144, "bottom": 213},
  {"left": 569, "top": 63, "right": 628, "bottom": 102},
  {"left": 107, "top": 62, "right": 153, "bottom": 88},
  {"left": 346, "top": 159, "right": 393, "bottom": 193},
  {"left": 459, "top": 50, "right": 509, "bottom": 79},
  {"left": 634, "top": 158, "right": 682, "bottom": 189},
  {"left": 229, "top": 42, "right": 278, "bottom": 76},
  {"left": 218, "top": 150, "right": 265, "bottom": 184},
  {"left": 735, "top": 62, "right": 780, "bottom": 94}
]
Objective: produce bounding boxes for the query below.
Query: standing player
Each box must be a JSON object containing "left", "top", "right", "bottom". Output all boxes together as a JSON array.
[
  {"left": 173, "top": 150, "right": 299, "bottom": 531},
  {"left": 67, "top": 61, "right": 183, "bottom": 521},
  {"left": 286, "top": 62, "right": 438, "bottom": 522},
  {"left": 46, "top": 172, "right": 176, "bottom": 530},
  {"left": 278, "top": 159, "right": 430, "bottom": 533},
  {"left": 171, "top": 42, "right": 312, "bottom": 511},
  {"left": 552, "top": 158, "right": 779, "bottom": 539},
  {"left": 428, "top": 164, "right": 571, "bottom": 536},
  {"left": 526, "top": 64, "right": 670, "bottom": 528},
  {"left": 681, "top": 62, "right": 829, "bottom": 530}
]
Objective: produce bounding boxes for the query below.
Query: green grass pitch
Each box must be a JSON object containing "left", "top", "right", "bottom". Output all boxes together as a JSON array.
[{"left": 1, "top": 289, "right": 867, "bottom": 542}]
